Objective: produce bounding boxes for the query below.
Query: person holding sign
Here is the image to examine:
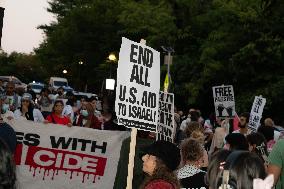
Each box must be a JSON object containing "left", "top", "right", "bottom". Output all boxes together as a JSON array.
[{"left": 139, "top": 140, "right": 180, "bottom": 189}]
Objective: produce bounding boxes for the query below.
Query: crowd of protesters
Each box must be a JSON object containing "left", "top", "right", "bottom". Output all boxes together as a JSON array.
[
  {"left": 122, "top": 107, "right": 283, "bottom": 189},
  {"left": 0, "top": 80, "right": 284, "bottom": 189},
  {"left": 0, "top": 81, "right": 123, "bottom": 131}
]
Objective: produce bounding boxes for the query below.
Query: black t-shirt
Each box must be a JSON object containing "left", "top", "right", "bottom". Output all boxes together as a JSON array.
[{"left": 180, "top": 172, "right": 208, "bottom": 189}]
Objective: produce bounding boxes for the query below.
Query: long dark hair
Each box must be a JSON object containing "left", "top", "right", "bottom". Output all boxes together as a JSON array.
[
  {"left": 20, "top": 101, "right": 34, "bottom": 121},
  {"left": 215, "top": 152, "right": 266, "bottom": 189},
  {"left": 139, "top": 158, "right": 180, "bottom": 189},
  {"left": 246, "top": 132, "right": 269, "bottom": 164},
  {"left": 0, "top": 139, "right": 16, "bottom": 189}
]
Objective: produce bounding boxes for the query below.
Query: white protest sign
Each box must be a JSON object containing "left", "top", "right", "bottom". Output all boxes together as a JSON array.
[
  {"left": 156, "top": 91, "right": 175, "bottom": 142},
  {"left": 212, "top": 85, "right": 235, "bottom": 118},
  {"left": 248, "top": 96, "right": 266, "bottom": 132},
  {"left": 115, "top": 37, "right": 160, "bottom": 132},
  {"left": 11, "top": 120, "right": 129, "bottom": 189}
]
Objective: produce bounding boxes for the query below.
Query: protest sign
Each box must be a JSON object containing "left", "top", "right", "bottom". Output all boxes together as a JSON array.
[
  {"left": 11, "top": 120, "right": 129, "bottom": 189},
  {"left": 212, "top": 85, "right": 236, "bottom": 118},
  {"left": 248, "top": 96, "right": 266, "bottom": 132},
  {"left": 115, "top": 37, "right": 160, "bottom": 132},
  {"left": 156, "top": 91, "right": 175, "bottom": 142}
]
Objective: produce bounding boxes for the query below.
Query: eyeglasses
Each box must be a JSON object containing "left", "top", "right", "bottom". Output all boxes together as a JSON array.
[{"left": 22, "top": 100, "right": 30, "bottom": 103}]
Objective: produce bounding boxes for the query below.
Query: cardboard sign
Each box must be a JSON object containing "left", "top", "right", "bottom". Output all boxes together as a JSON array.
[
  {"left": 212, "top": 85, "right": 236, "bottom": 118},
  {"left": 248, "top": 96, "right": 266, "bottom": 132},
  {"left": 156, "top": 91, "right": 175, "bottom": 142},
  {"left": 115, "top": 37, "right": 160, "bottom": 132},
  {"left": 11, "top": 120, "right": 129, "bottom": 189}
]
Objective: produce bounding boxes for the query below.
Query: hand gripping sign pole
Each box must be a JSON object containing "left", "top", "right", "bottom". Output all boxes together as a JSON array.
[{"left": 126, "top": 39, "right": 147, "bottom": 189}]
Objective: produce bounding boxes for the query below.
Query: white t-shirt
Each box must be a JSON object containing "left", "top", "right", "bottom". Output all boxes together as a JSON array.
[
  {"left": 14, "top": 109, "right": 45, "bottom": 122},
  {"left": 62, "top": 105, "right": 74, "bottom": 123}
]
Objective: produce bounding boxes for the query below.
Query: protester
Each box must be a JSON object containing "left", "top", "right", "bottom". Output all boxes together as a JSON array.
[
  {"left": 62, "top": 91, "right": 75, "bottom": 123},
  {"left": 224, "top": 133, "right": 249, "bottom": 151},
  {"left": 206, "top": 150, "right": 232, "bottom": 189},
  {"left": 139, "top": 140, "right": 180, "bottom": 189},
  {"left": 4, "top": 82, "right": 21, "bottom": 112},
  {"left": 0, "top": 139, "right": 16, "bottom": 189},
  {"left": 180, "top": 108, "right": 198, "bottom": 131},
  {"left": 26, "top": 85, "right": 36, "bottom": 101},
  {"left": 247, "top": 132, "right": 269, "bottom": 165},
  {"left": 209, "top": 119, "right": 229, "bottom": 154},
  {"left": 75, "top": 102, "right": 101, "bottom": 129},
  {"left": 55, "top": 87, "right": 65, "bottom": 99},
  {"left": 232, "top": 112, "right": 251, "bottom": 136},
  {"left": 178, "top": 138, "right": 208, "bottom": 189},
  {"left": 267, "top": 139, "right": 284, "bottom": 189},
  {"left": 190, "top": 130, "right": 209, "bottom": 169},
  {"left": 102, "top": 111, "right": 125, "bottom": 131},
  {"left": 38, "top": 87, "right": 53, "bottom": 118},
  {"left": 0, "top": 122, "right": 17, "bottom": 153},
  {"left": 0, "top": 79, "right": 4, "bottom": 94},
  {"left": 45, "top": 100, "right": 71, "bottom": 126},
  {"left": 203, "top": 119, "right": 213, "bottom": 151},
  {"left": 89, "top": 96, "right": 102, "bottom": 117},
  {"left": 210, "top": 151, "right": 266, "bottom": 189},
  {"left": 0, "top": 94, "right": 14, "bottom": 123},
  {"left": 258, "top": 126, "right": 280, "bottom": 152},
  {"left": 14, "top": 93, "right": 44, "bottom": 122},
  {"left": 184, "top": 121, "right": 203, "bottom": 138}
]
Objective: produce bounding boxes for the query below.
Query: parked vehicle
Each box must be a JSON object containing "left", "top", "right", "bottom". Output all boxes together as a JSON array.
[
  {"left": 49, "top": 77, "right": 73, "bottom": 93},
  {"left": 28, "top": 82, "right": 45, "bottom": 94},
  {"left": 0, "top": 76, "right": 27, "bottom": 91}
]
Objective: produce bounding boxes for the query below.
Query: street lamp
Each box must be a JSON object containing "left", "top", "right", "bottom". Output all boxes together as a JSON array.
[
  {"left": 108, "top": 53, "right": 117, "bottom": 62},
  {"left": 62, "top": 69, "right": 67, "bottom": 74},
  {"left": 79, "top": 61, "right": 84, "bottom": 65}
]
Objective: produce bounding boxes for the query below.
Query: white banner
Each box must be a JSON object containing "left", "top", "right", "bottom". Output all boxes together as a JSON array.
[
  {"left": 11, "top": 120, "right": 129, "bottom": 189},
  {"left": 212, "top": 85, "right": 236, "bottom": 118},
  {"left": 156, "top": 91, "right": 175, "bottom": 142},
  {"left": 115, "top": 37, "right": 160, "bottom": 132},
  {"left": 248, "top": 96, "right": 266, "bottom": 132}
]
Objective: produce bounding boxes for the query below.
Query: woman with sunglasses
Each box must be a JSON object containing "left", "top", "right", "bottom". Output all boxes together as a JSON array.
[
  {"left": 14, "top": 93, "right": 44, "bottom": 122},
  {"left": 45, "top": 100, "right": 72, "bottom": 127}
]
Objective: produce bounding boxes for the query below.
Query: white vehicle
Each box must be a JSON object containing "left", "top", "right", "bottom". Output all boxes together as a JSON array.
[
  {"left": 28, "top": 82, "right": 45, "bottom": 94},
  {"left": 49, "top": 77, "right": 73, "bottom": 92},
  {"left": 0, "top": 76, "right": 27, "bottom": 90}
]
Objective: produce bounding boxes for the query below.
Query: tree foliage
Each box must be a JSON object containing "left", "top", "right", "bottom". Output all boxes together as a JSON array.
[{"left": 4, "top": 0, "right": 281, "bottom": 123}]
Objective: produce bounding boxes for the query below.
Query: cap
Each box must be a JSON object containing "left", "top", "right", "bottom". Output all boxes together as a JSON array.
[
  {"left": 140, "top": 140, "right": 181, "bottom": 171},
  {"left": 22, "top": 93, "right": 32, "bottom": 101}
]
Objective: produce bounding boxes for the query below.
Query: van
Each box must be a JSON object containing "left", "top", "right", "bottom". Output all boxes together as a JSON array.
[{"left": 49, "top": 77, "right": 70, "bottom": 92}]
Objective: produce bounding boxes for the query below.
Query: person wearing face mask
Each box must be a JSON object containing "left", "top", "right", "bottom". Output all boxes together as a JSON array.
[
  {"left": 232, "top": 112, "right": 252, "bottom": 136},
  {"left": 0, "top": 94, "right": 14, "bottom": 123},
  {"left": 75, "top": 102, "right": 101, "bottom": 129}
]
